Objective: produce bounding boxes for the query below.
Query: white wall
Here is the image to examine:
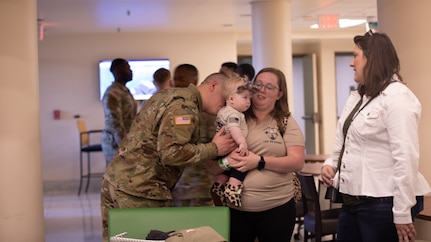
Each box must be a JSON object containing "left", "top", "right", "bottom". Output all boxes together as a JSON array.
[
  {"left": 39, "top": 32, "right": 431, "bottom": 187},
  {"left": 297, "top": 40, "right": 352, "bottom": 154},
  {"left": 38, "top": 32, "right": 237, "bottom": 181}
]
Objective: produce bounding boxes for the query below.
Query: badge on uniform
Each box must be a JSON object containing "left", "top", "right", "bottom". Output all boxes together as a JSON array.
[
  {"left": 228, "top": 117, "right": 239, "bottom": 124},
  {"left": 174, "top": 115, "right": 192, "bottom": 125}
]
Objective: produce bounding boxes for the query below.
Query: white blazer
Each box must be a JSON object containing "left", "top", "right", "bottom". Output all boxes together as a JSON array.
[{"left": 323, "top": 81, "right": 431, "bottom": 224}]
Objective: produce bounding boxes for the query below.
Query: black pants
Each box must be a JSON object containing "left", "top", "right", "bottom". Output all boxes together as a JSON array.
[{"left": 230, "top": 199, "right": 296, "bottom": 242}]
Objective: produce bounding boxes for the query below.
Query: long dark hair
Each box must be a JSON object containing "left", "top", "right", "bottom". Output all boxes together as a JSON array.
[
  {"left": 245, "top": 67, "right": 291, "bottom": 134},
  {"left": 354, "top": 30, "right": 404, "bottom": 97}
]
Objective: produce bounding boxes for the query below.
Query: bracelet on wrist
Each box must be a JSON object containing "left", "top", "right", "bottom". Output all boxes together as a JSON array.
[{"left": 218, "top": 157, "right": 230, "bottom": 170}]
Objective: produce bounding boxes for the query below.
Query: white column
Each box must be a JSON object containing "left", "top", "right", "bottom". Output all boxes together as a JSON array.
[
  {"left": 0, "top": 0, "right": 45, "bottom": 241},
  {"left": 251, "top": 0, "right": 293, "bottom": 106},
  {"left": 377, "top": 0, "right": 431, "bottom": 184}
]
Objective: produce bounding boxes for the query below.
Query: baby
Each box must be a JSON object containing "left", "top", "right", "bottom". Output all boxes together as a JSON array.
[{"left": 211, "top": 74, "right": 257, "bottom": 207}]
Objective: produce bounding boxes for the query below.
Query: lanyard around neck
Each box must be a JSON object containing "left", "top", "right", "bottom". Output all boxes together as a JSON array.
[
  {"left": 342, "top": 95, "right": 375, "bottom": 137},
  {"left": 338, "top": 95, "right": 376, "bottom": 173}
]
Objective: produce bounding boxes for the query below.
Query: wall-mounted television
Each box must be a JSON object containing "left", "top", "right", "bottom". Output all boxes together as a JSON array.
[{"left": 99, "top": 59, "right": 170, "bottom": 100}]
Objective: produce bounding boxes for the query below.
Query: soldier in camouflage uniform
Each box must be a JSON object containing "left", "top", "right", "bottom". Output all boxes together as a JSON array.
[
  {"left": 171, "top": 64, "right": 216, "bottom": 207},
  {"left": 101, "top": 58, "right": 137, "bottom": 164},
  {"left": 171, "top": 111, "right": 217, "bottom": 206},
  {"left": 100, "top": 73, "right": 236, "bottom": 242}
]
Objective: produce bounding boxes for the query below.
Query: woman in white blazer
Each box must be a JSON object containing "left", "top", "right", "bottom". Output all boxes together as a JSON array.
[{"left": 321, "top": 29, "right": 431, "bottom": 242}]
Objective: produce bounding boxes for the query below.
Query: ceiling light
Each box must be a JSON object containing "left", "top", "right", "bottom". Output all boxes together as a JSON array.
[
  {"left": 310, "top": 19, "right": 367, "bottom": 29},
  {"left": 339, "top": 19, "right": 366, "bottom": 28}
]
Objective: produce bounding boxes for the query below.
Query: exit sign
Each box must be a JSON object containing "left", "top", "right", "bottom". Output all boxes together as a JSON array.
[{"left": 319, "top": 15, "right": 339, "bottom": 29}]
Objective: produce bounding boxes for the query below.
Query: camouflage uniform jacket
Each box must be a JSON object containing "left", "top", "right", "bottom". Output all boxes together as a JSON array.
[
  {"left": 103, "top": 85, "right": 219, "bottom": 200},
  {"left": 171, "top": 112, "right": 217, "bottom": 201},
  {"left": 101, "top": 82, "right": 137, "bottom": 160}
]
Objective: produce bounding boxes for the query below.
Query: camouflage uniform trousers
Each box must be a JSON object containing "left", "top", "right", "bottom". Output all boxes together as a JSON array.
[
  {"left": 171, "top": 163, "right": 215, "bottom": 207},
  {"left": 100, "top": 178, "right": 171, "bottom": 242},
  {"left": 171, "top": 112, "right": 216, "bottom": 207},
  {"left": 101, "top": 131, "right": 118, "bottom": 165}
]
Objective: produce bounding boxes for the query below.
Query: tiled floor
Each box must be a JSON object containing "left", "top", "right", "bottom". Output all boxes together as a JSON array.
[
  {"left": 44, "top": 180, "right": 103, "bottom": 242},
  {"left": 43, "top": 179, "right": 304, "bottom": 242}
]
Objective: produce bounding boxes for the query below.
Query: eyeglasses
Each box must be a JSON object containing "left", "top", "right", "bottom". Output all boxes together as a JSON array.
[{"left": 254, "top": 81, "right": 279, "bottom": 91}]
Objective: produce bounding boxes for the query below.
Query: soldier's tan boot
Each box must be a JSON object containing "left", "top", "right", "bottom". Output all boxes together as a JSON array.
[{"left": 224, "top": 183, "right": 243, "bottom": 207}]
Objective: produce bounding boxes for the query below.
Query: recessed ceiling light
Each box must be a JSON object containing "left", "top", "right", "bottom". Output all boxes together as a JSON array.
[
  {"left": 339, "top": 19, "right": 366, "bottom": 28},
  {"left": 309, "top": 19, "right": 367, "bottom": 29}
]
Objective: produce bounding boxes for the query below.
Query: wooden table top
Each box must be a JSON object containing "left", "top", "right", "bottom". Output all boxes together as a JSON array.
[
  {"left": 417, "top": 196, "right": 431, "bottom": 221},
  {"left": 299, "top": 154, "right": 329, "bottom": 176},
  {"left": 305, "top": 154, "right": 330, "bottom": 163},
  {"left": 300, "top": 162, "right": 322, "bottom": 176}
]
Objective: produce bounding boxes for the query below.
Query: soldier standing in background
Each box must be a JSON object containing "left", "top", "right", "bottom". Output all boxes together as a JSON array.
[
  {"left": 171, "top": 63, "right": 218, "bottom": 207},
  {"left": 152, "top": 67, "right": 173, "bottom": 92},
  {"left": 100, "top": 72, "right": 236, "bottom": 242},
  {"left": 173, "top": 63, "right": 198, "bottom": 87},
  {"left": 101, "top": 58, "right": 137, "bottom": 165},
  {"left": 219, "top": 61, "right": 238, "bottom": 77},
  {"left": 235, "top": 63, "right": 255, "bottom": 82}
]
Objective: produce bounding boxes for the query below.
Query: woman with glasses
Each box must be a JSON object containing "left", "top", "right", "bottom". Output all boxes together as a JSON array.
[
  {"left": 208, "top": 67, "right": 305, "bottom": 242},
  {"left": 320, "top": 30, "right": 431, "bottom": 242}
]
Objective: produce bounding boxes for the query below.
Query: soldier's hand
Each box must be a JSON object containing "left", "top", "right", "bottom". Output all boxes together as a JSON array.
[{"left": 212, "top": 127, "right": 237, "bottom": 156}]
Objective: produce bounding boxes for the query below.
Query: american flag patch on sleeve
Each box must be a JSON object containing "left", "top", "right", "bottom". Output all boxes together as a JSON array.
[{"left": 174, "top": 115, "right": 192, "bottom": 125}]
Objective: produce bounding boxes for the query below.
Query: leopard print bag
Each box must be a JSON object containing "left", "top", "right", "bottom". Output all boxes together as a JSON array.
[
  {"left": 281, "top": 117, "right": 302, "bottom": 203},
  {"left": 292, "top": 172, "right": 302, "bottom": 202}
]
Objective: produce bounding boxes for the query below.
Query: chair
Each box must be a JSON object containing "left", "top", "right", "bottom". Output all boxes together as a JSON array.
[
  {"left": 294, "top": 199, "right": 304, "bottom": 240},
  {"left": 297, "top": 173, "right": 341, "bottom": 242},
  {"left": 108, "top": 206, "right": 230, "bottom": 240},
  {"left": 76, "top": 119, "right": 104, "bottom": 195}
]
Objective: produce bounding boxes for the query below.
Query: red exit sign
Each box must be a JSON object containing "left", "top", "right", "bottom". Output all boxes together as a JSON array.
[{"left": 319, "top": 15, "right": 339, "bottom": 29}]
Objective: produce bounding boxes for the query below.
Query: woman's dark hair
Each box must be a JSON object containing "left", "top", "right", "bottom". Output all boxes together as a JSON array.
[
  {"left": 354, "top": 30, "right": 403, "bottom": 97},
  {"left": 245, "top": 67, "right": 291, "bottom": 134}
]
